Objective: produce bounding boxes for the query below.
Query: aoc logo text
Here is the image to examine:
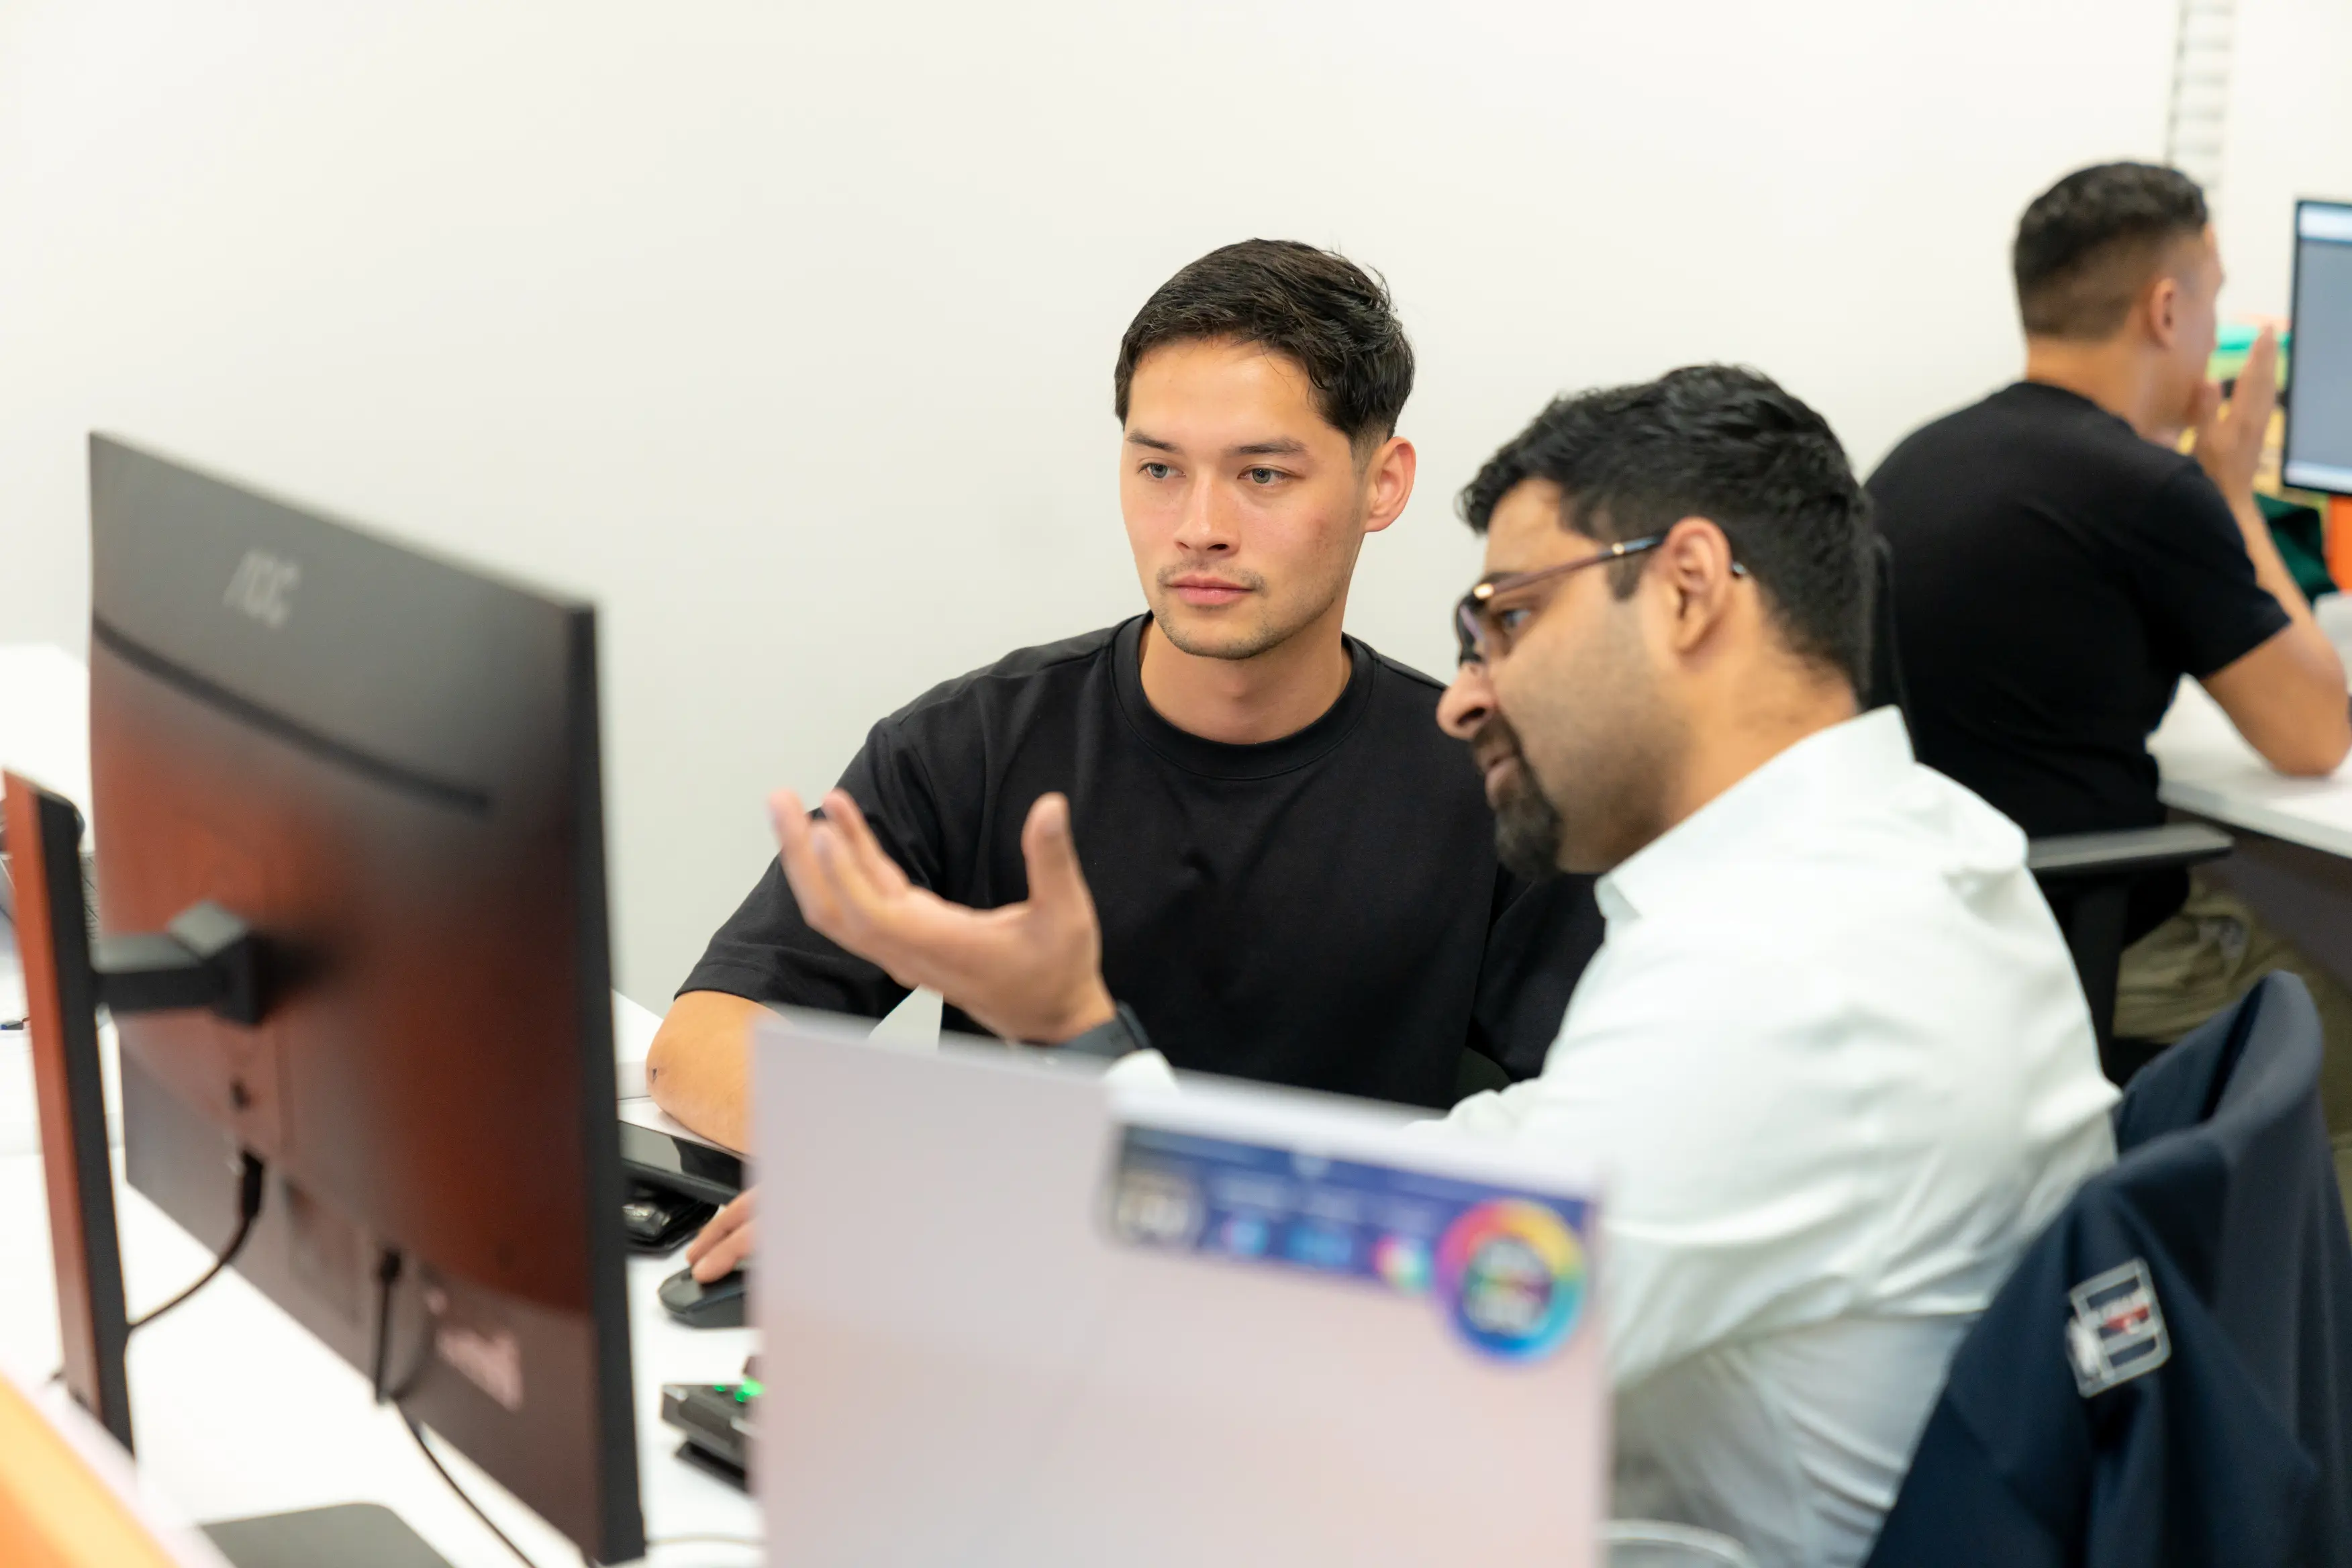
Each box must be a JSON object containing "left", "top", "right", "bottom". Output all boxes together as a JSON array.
[{"left": 224, "top": 550, "right": 300, "bottom": 630}]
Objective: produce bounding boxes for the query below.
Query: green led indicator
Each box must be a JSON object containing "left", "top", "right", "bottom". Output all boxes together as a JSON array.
[{"left": 738, "top": 1381, "right": 763, "bottom": 1402}]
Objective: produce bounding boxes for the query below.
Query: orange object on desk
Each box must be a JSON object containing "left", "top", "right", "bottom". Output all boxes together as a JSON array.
[
  {"left": 2329, "top": 496, "right": 2352, "bottom": 593},
  {"left": 0, "top": 1375, "right": 192, "bottom": 1568}
]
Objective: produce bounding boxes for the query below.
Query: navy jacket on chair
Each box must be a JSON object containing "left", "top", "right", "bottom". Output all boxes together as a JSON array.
[{"left": 1864, "top": 973, "right": 2352, "bottom": 1567}]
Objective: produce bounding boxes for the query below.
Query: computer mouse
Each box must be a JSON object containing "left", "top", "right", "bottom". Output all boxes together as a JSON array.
[{"left": 658, "top": 1265, "right": 747, "bottom": 1330}]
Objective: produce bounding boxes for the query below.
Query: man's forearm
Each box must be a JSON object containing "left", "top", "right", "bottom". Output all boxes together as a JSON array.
[
  {"left": 2230, "top": 495, "right": 2322, "bottom": 629},
  {"left": 2230, "top": 494, "right": 2349, "bottom": 707},
  {"left": 2202, "top": 495, "right": 2352, "bottom": 776},
  {"left": 644, "top": 990, "right": 765, "bottom": 1153}
]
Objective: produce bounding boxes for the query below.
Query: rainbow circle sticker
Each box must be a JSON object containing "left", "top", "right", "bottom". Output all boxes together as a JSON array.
[{"left": 1434, "top": 1199, "right": 1587, "bottom": 1361}]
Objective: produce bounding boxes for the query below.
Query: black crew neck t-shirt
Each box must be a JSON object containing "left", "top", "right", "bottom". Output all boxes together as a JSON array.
[
  {"left": 1868, "top": 381, "right": 2289, "bottom": 936},
  {"left": 681, "top": 616, "right": 1601, "bottom": 1109}
]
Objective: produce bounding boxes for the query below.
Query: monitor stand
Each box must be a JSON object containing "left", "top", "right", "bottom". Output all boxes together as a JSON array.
[{"left": 201, "top": 1503, "right": 454, "bottom": 1568}]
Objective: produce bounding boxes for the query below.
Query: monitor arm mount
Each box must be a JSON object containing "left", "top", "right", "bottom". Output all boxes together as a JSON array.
[
  {"left": 3, "top": 771, "right": 274, "bottom": 1453},
  {"left": 93, "top": 901, "right": 267, "bottom": 1024}
]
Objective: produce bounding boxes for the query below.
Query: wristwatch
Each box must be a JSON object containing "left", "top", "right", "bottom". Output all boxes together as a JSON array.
[{"left": 1054, "top": 1000, "right": 1152, "bottom": 1061}]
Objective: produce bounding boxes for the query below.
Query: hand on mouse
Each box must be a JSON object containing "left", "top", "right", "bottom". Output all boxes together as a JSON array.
[{"left": 687, "top": 1188, "right": 755, "bottom": 1283}]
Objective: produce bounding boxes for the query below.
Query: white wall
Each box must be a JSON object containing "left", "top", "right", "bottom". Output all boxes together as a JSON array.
[
  {"left": 1, "top": 0, "right": 2334, "bottom": 1006},
  {"left": 2212, "top": 0, "right": 2352, "bottom": 318}
]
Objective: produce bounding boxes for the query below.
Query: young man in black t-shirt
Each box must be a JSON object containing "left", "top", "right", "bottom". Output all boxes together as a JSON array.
[
  {"left": 644, "top": 240, "right": 1600, "bottom": 1149},
  {"left": 1869, "top": 164, "right": 2352, "bottom": 1162}
]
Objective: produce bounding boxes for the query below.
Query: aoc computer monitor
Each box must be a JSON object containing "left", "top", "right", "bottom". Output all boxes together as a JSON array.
[
  {"left": 2284, "top": 198, "right": 2352, "bottom": 497},
  {"left": 82, "top": 436, "right": 643, "bottom": 1561}
]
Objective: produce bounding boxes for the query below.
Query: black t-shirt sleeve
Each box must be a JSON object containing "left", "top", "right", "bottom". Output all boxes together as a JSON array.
[
  {"left": 675, "top": 717, "right": 949, "bottom": 1017},
  {"left": 2128, "top": 465, "right": 2292, "bottom": 679},
  {"left": 1469, "top": 871, "right": 1604, "bottom": 1081}
]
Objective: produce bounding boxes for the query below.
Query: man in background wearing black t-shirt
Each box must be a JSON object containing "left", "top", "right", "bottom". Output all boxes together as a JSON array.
[
  {"left": 644, "top": 240, "right": 1600, "bottom": 1150},
  {"left": 1869, "top": 164, "right": 2352, "bottom": 1180}
]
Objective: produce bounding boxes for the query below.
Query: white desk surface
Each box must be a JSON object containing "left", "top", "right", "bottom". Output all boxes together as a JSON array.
[
  {"left": 2151, "top": 676, "right": 2352, "bottom": 863},
  {"left": 2141, "top": 595, "right": 2352, "bottom": 861},
  {"left": 1, "top": 643, "right": 756, "bottom": 1564}
]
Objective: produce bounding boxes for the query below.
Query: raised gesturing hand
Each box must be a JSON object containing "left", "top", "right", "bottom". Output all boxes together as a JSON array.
[
  {"left": 771, "top": 787, "right": 1116, "bottom": 1045},
  {"left": 2192, "top": 326, "right": 2280, "bottom": 505}
]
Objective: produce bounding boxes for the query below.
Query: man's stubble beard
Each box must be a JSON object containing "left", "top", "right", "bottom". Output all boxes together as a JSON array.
[
  {"left": 1148, "top": 564, "right": 1340, "bottom": 664},
  {"left": 1474, "top": 714, "right": 1569, "bottom": 882},
  {"left": 1484, "top": 625, "right": 1681, "bottom": 880}
]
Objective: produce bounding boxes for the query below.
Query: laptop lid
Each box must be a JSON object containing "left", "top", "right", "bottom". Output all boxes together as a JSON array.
[{"left": 752, "top": 1012, "right": 1606, "bottom": 1567}]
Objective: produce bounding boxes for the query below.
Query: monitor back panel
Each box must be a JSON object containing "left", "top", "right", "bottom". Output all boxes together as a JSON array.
[{"left": 89, "top": 436, "right": 640, "bottom": 1560}]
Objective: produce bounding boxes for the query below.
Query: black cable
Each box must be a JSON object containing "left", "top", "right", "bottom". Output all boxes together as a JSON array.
[
  {"left": 44, "top": 1150, "right": 268, "bottom": 1378},
  {"left": 403, "top": 1414, "right": 545, "bottom": 1568},
  {"left": 128, "top": 1152, "right": 266, "bottom": 1332},
  {"left": 369, "top": 1246, "right": 403, "bottom": 1404}
]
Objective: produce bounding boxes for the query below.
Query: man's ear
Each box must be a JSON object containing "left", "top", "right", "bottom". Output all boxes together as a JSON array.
[
  {"left": 2145, "top": 271, "right": 2182, "bottom": 352},
  {"left": 1361, "top": 436, "right": 1416, "bottom": 536},
  {"left": 1653, "top": 516, "right": 1742, "bottom": 654}
]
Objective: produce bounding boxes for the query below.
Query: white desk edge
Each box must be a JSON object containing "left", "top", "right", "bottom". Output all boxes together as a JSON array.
[{"left": 2150, "top": 675, "right": 2352, "bottom": 861}]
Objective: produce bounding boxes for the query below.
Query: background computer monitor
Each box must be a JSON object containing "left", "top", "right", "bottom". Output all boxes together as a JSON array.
[
  {"left": 2284, "top": 198, "right": 2352, "bottom": 497},
  {"left": 85, "top": 436, "right": 644, "bottom": 1561}
]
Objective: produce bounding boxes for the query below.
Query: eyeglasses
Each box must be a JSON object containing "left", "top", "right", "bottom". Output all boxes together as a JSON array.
[
  {"left": 1454, "top": 534, "right": 1667, "bottom": 665},
  {"left": 1453, "top": 534, "right": 1753, "bottom": 665}
]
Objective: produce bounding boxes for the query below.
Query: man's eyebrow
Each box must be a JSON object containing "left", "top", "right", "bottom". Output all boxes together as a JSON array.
[{"left": 1124, "top": 433, "right": 1312, "bottom": 458}]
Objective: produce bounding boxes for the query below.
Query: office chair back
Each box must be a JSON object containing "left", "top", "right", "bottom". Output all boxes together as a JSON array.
[{"left": 1863, "top": 974, "right": 2352, "bottom": 1566}]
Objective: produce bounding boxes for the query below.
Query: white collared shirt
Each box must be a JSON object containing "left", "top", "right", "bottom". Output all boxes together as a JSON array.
[{"left": 1441, "top": 707, "right": 2118, "bottom": 1568}]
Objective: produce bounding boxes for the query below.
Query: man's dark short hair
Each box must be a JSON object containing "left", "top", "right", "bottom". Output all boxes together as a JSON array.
[
  {"left": 1459, "top": 365, "right": 1873, "bottom": 691},
  {"left": 2014, "top": 163, "right": 2210, "bottom": 340},
  {"left": 1114, "top": 240, "right": 1414, "bottom": 454}
]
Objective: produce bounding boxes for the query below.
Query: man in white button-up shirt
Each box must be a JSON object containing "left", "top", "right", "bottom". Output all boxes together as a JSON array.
[
  {"left": 724, "top": 365, "right": 2119, "bottom": 1568},
  {"left": 1417, "top": 368, "right": 2120, "bottom": 1567},
  {"left": 1434, "top": 705, "right": 2111, "bottom": 1565}
]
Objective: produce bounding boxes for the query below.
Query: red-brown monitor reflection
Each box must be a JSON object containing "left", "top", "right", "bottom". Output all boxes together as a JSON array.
[{"left": 86, "top": 435, "right": 643, "bottom": 1563}]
